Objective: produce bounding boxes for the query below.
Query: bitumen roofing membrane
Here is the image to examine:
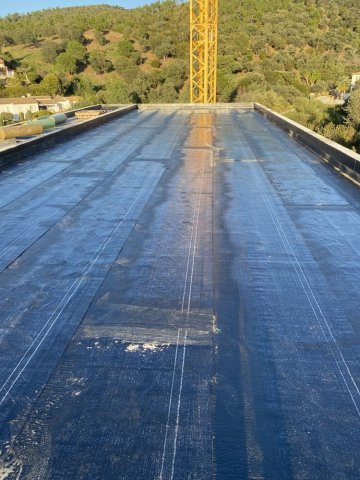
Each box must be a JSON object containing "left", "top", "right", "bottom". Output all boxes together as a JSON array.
[{"left": 0, "top": 106, "right": 359, "bottom": 478}]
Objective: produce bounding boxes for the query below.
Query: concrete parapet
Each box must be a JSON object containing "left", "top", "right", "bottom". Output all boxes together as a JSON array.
[
  {"left": 0, "top": 105, "right": 137, "bottom": 169},
  {"left": 254, "top": 103, "right": 360, "bottom": 184},
  {"left": 139, "top": 102, "right": 254, "bottom": 110}
]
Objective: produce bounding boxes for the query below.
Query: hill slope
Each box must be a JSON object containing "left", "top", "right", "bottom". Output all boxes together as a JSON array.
[{"left": 0, "top": 1, "right": 360, "bottom": 148}]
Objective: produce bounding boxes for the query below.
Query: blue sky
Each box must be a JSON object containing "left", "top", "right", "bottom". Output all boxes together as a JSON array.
[{"left": 0, "top": 0, "right": 147, "bottom": 17}]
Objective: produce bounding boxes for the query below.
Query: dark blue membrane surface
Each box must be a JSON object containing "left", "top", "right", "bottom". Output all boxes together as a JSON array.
[{"left": 0, "top": 107, "right": 359, "bottom": 479}]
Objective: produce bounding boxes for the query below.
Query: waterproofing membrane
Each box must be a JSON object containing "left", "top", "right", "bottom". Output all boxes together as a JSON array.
[{"left": 0, "top": 107, "right": 359, "bottom": 479}]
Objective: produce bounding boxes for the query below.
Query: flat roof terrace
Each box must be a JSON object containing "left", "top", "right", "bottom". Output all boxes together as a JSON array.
[{"left": 0, "top": 106, "right": 359, "bottom": 479}]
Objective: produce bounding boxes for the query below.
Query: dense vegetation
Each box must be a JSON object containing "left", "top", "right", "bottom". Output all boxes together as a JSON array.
[{"left": 0, "top": 1, "right": 360, "bottom": 149}]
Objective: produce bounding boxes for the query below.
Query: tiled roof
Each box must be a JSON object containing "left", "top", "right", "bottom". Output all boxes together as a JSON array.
[
  {"left": 34, "top": 96, "right": 69, "bottom": 103},
  {"left": 0, "top": 97, "right": 39, "bottom": 105}
]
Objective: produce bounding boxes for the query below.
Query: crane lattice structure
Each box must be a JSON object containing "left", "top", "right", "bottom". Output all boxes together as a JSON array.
[{"left": 190, "top": 0, "right": 218, "bottom": 103}]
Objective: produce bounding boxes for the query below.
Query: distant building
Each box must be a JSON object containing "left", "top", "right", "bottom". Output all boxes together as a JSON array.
[
  {"left": 32, "top": 95, "right": 79, "bottom": 112},
  {"left": 0, "top": 95, "right": 79, "bottom": 116},
  {"left": 0, "top": 97, "right": 39, "bottom": 115},
  {"left": 350, "top": 72, "right": 360, "bottom": 91},
  {"left": 0, "top": 58, "right": 15, "bottom": 80}
]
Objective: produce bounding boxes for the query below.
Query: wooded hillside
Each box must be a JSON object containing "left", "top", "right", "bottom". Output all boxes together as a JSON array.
[{"left": 0, "top": 1, "right": 360, "bottom": 148}]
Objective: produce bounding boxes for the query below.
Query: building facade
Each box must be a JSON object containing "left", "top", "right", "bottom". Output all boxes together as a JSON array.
[{"left": 0, "top": 96, "right": 79, "bottom": 117}]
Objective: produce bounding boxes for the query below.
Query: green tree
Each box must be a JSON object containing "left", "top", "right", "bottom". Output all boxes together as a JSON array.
[
  {"left": 41, "top": 41, "right": 60, "bottom": 63},
  {"left": 0, "top": 34, "right": 14, "bottom": 48},
  {"left": 131, "top": 51, "right": 142, "bottom": 65},
  {"left": 154, "top": 42, "right": 176, "bottom": 59},
  {"left": 66, "top": 40, "right": 87, "bottom": 64},
  {"left": 218, "top": 55, "right": 242, "bottom": 75},
  {"left": 5, "top": 75, "right": 27, "bottom": 96},
  {"left": 162, "top": 60, "right": 187, "bottom": 90},
  {"left": 121, "top": 68, "right": 140, "bottom": 84},
  {"left": 104, "top": 79, "right": 132, "bottom": 103},
  {"left": 57, "top": 25, "right": 85, "bottom": 43},
  {"left": 321, "top": 123, "right": 356, "bottom": 148},
  {"left": 94, "top": 30, "right": 106, "bottom": 46},
  {"left": 16, "top": 62, "right": 40, "bottom": 85},
  {"left": 71, "top": 75, "right": 100, "bottom": 98},
  {"left": 38, "top": 73, "right": 63, "bottom": 95},
  {"left": 117, "top": 40, "right": 134, "bottom": 57},
  {"left": 347, "top": 88, "right": 360, "bottom": 129},
  {"left": 151, "top": 59, "right": 161, "bottom": 68},
  {"left": 159, "top": 82, "right": 178, "bottom": 102},
  {"left": 89, "top": 51, "right": 112, "bottom": 74},
  {"left": 17, "top": 28, "right": 37, "bottom": 45},
  {"left": 113, "top": 56, "right": 134, "bottom": 73},
  {"left": 56, "top": 52, "right": 78, "bottom": 74}
]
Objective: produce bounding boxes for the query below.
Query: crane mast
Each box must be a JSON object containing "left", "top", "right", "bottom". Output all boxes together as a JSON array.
[{"left": 190, "top": 0, "right": 218, "bottom": 103}]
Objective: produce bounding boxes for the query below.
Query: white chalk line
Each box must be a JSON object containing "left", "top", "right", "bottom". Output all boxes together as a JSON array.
[
  {"left": 143, "top": 116, "right": 193, "bottom": 300},
  {"left": 180, "top": 166, "right": 205, "bottom": 314},
  {"left": 159, "top": 329, "right": 180, "bottom": 480},
  {"left": 159, "top": 156, "right": 202, "bottom": 480},
  {"left": 171, "top": 154, "right": 207, "bottom": 479},
  {"left": 170, "top": 329, "right": 188, "bottom": 479},
  {"left": 0, "top": 164, "right": 162, "bottom": 407},
  {"left": 158, "top": 151, "right": 207, "bottom": 479},
  {"left": 247, "top": 160, "right": 360, "bottom": 417},
  {"left": 348, "top": 211, "right": 360, "bottom": 228}
]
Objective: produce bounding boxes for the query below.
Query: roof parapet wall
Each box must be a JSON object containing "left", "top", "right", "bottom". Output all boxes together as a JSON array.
[{"left": 255, "top": 102, "right": 360, "bottom": 185}]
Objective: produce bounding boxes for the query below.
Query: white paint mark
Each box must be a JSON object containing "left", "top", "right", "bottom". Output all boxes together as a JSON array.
[
  {"left": 170, "top": 151, "right": 208, "bottom": 479},
  {"left": 159, "top": 330, "right": 180, "bottom": 480},
  {"left": 126, "top": 344, "right": 140, "bottom": 352}
]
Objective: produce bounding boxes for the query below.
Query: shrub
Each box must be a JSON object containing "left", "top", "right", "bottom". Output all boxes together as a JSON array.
[{"left": 151, "top": 59, "right": 161, "bottom": 68}]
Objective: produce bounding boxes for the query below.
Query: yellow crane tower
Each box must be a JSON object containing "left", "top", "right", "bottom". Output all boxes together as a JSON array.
[{"left": 190, "top": 0, "right": 218, "bottom": 103}]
